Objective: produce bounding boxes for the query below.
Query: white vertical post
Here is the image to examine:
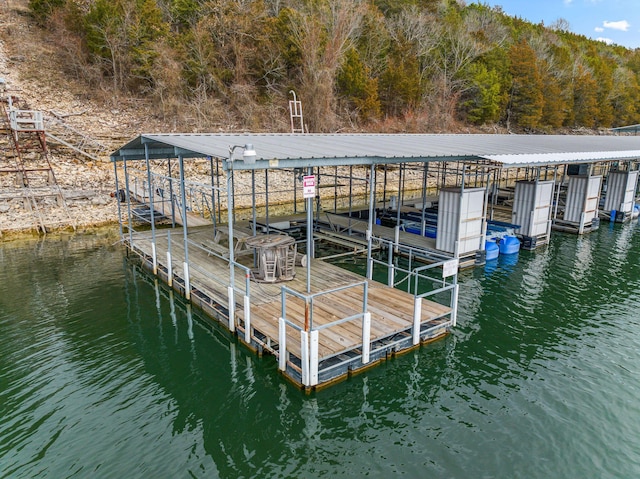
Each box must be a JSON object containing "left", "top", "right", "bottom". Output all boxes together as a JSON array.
[
  {"left": 228, "top": 286, "right": 235, "bottom": 332},
  {"left": 183, "top": 261, "right": 190, "bottom": 300},
  {"left": 278, "top": 317, "right": 287, "bottom": 371},
  {"left": 362, "top": 312, "right": 371, "bottom": 364},
  {"left": 366, "top": 229, "right": 373, "bottom": 280},
  {"left": 309, "top": 330, "right": 319, "bottom": 387},
  {"left": 394, "top": 225, "right": 400, "bottom": 253},
  {"left": 151, "top": 241, "right": 157, "bottom": 275},
  {"left": 306, "top": 167, "right": 313, "bottom": 293},
  {"left": 365, "top": 164, "right": 376, "bottom": 280},
  {"left": 387, "top": 242, "right": 394, "bottom": 286},
  {"left": 300, "top": 331, "right": 310, "bottom": 387},
  {"left": 243, "top": 294, "right": 251, "bottom": 343},
  {"left": 452, "top": 284, "right": 459, "bottom": 327},
  {"left": 413, "top": 297, "right": 422, "bottom": 345},
  {"left": 167, "top": 251, "right": 173, "bottom": 287}
]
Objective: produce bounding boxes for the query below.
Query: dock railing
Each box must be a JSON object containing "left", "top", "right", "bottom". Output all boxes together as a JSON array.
[
  {"left": 171, "top": 231, "right": 254, "bottom": 343},
  {"left": 278, "top": 281, "right": 370, "bottom": 388},
  {"left": 129, "top": 172, "right": 223, "bottom": 227},
  {"left": 370, "top": 237, "right": 459, "bottom": 331}
]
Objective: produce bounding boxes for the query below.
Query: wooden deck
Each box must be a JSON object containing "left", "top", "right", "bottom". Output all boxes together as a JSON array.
[{"left": 128, "top": 225, "right": 453, "bottom": 388}]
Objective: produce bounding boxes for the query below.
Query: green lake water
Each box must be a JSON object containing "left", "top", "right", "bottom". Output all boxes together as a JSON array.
[{"left": 1, "top": 223, "right": 640, "bottom": 478}]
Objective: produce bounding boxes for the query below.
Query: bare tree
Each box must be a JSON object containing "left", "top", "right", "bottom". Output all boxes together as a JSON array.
[{"left": 288, "top": 0, "right": 366, "bottom": 132}]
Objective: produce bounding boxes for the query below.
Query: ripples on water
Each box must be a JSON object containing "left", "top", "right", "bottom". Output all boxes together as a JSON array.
[{"left": 1, "top": 225, "right": 640, "bottom": 478}]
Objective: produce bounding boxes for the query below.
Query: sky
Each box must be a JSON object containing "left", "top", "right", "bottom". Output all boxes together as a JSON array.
[{"left": 473, "top": 0, "right": 640, "bottom": 49}]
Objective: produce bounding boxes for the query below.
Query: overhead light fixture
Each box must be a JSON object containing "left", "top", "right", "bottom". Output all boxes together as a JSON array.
[
  {"left": 229, "top": 143, "right": 257, "bottom": 165},
  {"left": 242, "top": 143, "right": 256, "bottom": 164}
]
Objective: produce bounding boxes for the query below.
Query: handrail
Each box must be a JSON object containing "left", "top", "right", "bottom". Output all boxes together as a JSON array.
[
  {"left": 369, "top": 237, "right": 457, "bottom": 299},
  {"left": 280, "top": 280, "right": 368, "bottom": 332},
  {"left": 278, "top": 280, "right": 370, "bottom": 388},
  {"left": 186, "top": 238, "right": 251, "bottom": 297}
]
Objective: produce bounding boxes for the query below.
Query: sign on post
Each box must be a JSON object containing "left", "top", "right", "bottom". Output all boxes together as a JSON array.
[
  {"left": 303, "top": 175, "right": 316, "bottom": 199},
  {"left": 442, "top": 259, "right": 459, "bottom": 278}
]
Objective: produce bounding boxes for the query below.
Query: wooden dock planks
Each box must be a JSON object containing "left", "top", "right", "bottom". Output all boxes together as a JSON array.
[{"left": 129, "top": 225, "right": 452, "bottom": 374}]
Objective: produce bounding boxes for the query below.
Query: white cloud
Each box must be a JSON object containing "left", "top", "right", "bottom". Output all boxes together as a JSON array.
[
  {"left": 596, "top": 37, "right": 614, "bottom": 44},
  {"left": 564, "top": 0, "right": 573, "bottom": 4},
  {"left": 594, "top": 27, "right": 604, "bottom": 32},
  {"left": 603, "top": 20, "right": 630, "bottom": 31}
]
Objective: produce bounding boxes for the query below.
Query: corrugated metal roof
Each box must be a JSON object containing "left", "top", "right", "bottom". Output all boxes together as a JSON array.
[
  {"left": 480, "top": 150, "right": 640, "bottom": 167},
  {"left": 111, "top": 133, "right": 640, "bottom": 168}
]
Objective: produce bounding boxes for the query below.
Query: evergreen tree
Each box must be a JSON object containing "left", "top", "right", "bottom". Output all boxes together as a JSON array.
[
  {"left": 507, "top": 39, "right": 543, "bottom": 129},
  {"left": 337, "top": 48, "right": 382, "bottom": 122},
  {"left": 573, "top": 64, "right": 599, "bottom": 128},
  {"left": 461, "top": 62, "right": 503, "bottom": 124}
]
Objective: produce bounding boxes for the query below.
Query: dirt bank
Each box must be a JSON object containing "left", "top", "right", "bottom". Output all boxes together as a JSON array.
[{"left": 0, "top": 1, "right": 169, "bottom": 239}]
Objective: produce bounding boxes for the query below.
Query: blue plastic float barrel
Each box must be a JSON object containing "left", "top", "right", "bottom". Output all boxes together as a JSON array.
[
  {"left": 485, "top": 240, "right": 499, "bottom": 261},
  {"left": 498, "top": 235, "right": 520, "bottom": 255}
]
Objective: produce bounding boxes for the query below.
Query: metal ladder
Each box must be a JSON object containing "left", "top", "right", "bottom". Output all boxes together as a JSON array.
[
  {"left": 44, "top": 115, "right": 110, "bottom": 161},
  {"left": 0, "top": 95, "right": 76, "bottom": 233},
  {"left": 289, "top": 90, "right": 305, "bottom": 134}
]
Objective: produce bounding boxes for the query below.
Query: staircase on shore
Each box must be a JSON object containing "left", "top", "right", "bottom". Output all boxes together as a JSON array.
[{"left": 0, "top": 79, "right": 109, "bottom": 234}]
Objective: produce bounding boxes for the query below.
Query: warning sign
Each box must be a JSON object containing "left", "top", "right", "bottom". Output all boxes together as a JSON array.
[
  {"left": 442, "top": 259, "right": 459, "bottom": 278},
  {"left": 303, "top": 175, "right": 316, "bottom": 199}
]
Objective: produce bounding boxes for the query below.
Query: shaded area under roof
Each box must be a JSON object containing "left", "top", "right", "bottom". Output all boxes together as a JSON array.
[
  {"left": 111, "top": 133, "right": 640, "bottom": 169},
  {"left": 611, "top": 124, "right": 640, "bottom": 134}
]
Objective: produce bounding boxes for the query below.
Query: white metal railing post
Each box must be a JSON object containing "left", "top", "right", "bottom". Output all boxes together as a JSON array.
[
  {"left": 362, "top": 312, "right": 371, "bottom": 364},
  {"left": 183, "top": 262, "right": 191, "bottom": 300},
  {"left": 243, "top": 294, "right": 251, "bottom": 343},
  {"left": 394, "top": 225, "right": 400, "bottom": 253},
  {"left": 167, "top": 231, "right": 173, "bottom": 287},
  {"left": 278, "top": 317, "right": 287, "bottom": 371},
  {"left": 452, "top": 283, "right": 459, "bottom": 327},
  {"left": 310, "top": 330, "right": 319, "bottom": 387},
  {"left": 301, "top": 331, "right": 310, "bottom": 387},
  {"left": 413, "top": 297, "right": 422, "bottom": 345},
  {"left": 366, "top": 164, "right": 376, "bottom": 280},
  {"left": 145, "top": 143, "right": 157, "bottom": 275},
  {"left": 387, "top": 242, "right": 394, "bottom": 286},
  {"left": 228, "top": 286, "right": 235, "bottom": 332}
]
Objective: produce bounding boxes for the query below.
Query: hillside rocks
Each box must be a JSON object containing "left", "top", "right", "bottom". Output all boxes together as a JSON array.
[{"left": 0, "top": 2, "right": 158, "bottom": 237}]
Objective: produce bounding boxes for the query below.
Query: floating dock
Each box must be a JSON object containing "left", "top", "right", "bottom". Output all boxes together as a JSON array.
[
  {"left": 111, "top": 132, "right": 640, "bottom": 389},
  {"left": 126, "top": 225, "right": 457, "bottom": 389}
]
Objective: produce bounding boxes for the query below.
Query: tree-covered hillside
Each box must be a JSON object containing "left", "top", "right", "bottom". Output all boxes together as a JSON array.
[{"left": 29, "top": 0, "right": 640, "bottom": 133}]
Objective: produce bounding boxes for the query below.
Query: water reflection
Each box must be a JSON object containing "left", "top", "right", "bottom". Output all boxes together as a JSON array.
[
  {"left": 570, "top": 235, "right": 594, "bottom": 284},
  {"left": 2, "top": 227, "right": 640, "bottom": 478},
  {"left": 610, "top": 222, "right": 635, "bottom": 274}
]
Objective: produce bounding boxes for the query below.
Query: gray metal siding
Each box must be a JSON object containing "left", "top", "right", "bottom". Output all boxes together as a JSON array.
[
  {"left": 565, "top": 176, "right": 602, "bottom": 223},
  {"left": 512, "top": 180, "right": 554, "bottom": 237},
  {"left": 603, "top": 170, "right": 639, "bottom": 213},
  {"left": 436, "top": 188, "right": 485, "bottom": 255}
]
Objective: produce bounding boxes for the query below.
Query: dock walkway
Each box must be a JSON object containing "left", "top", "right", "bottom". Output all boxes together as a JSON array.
[{"left": 128, "top": 225, "right": 453, "bottom": 389}]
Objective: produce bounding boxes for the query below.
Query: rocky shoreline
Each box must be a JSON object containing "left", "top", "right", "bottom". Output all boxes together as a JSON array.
[{"left": 0, "top": 1, "right": 167, "bottom": 239}]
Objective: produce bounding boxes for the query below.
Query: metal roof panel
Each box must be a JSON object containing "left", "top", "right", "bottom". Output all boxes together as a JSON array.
[{"left": 111, "top": 133, "right": 640, "bottom": 167}]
